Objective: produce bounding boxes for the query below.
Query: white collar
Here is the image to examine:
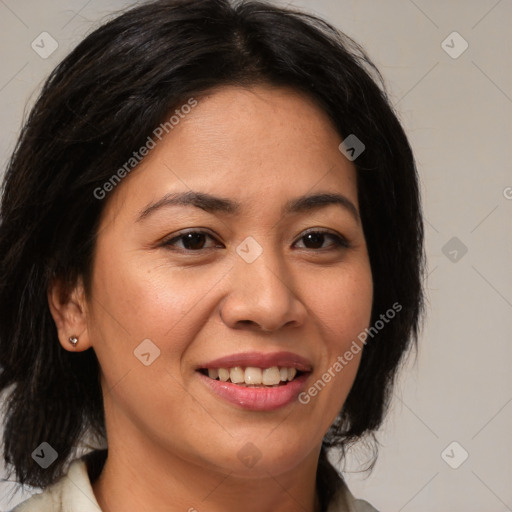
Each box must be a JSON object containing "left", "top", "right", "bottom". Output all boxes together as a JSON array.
[{"left": 11, "top": 457, "right": 101, "bottom": 511}]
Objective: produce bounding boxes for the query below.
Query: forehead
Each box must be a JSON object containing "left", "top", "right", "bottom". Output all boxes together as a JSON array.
[{"left": 101, "top": 84, "right": 358, "bottom": 222}]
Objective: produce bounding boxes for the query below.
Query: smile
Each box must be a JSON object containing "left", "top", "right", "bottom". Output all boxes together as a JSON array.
[{"left": 199, "top": 366, "right": 302, "bottom": 387}]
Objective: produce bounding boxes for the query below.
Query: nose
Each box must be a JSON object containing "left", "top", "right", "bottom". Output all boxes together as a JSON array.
[{"left": 218, "top": 248, "right": 307, "bottom": 333}]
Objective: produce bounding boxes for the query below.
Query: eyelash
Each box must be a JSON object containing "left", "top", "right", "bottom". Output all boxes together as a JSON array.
[{"left": 160, "top": 229, "right": 351, "bottom": 253}]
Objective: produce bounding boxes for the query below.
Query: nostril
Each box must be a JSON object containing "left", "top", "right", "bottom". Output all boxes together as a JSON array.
[{"left": 238, "top": 320, "right": 257, "bottom": 327}]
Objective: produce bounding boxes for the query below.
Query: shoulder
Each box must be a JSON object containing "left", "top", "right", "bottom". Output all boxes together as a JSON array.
[
  {"left": 351, "top": 499, "right": 380, "bottom": 512},
  {"left": 8, "top": 454, "right": 102, "bottom": 512},
  {"left": 327, "top": 478, "right": 380, "bottom": 512}
]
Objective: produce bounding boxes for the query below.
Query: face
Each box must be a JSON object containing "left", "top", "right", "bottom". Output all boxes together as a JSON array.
[{"left": 80, "top": 85, "right": 373, "bottom": 478}]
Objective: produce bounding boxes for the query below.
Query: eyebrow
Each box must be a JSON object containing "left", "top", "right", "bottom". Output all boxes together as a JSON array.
[{"left": 136, "top": 190, "right": 360, "bottom": 223}]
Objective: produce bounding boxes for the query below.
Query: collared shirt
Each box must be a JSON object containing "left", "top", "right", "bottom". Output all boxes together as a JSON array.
[{"left": 9, "top": 455, "right": 379, "bottom": 512}]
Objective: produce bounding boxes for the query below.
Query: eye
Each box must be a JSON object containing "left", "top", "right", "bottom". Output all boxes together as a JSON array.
[
  {"left": 161, "top": 229, "right": 350, "bottom": 253},
  {"left": 293, "top": 230, "right": 350, "bottom": 251},
  {"left": 161, "top": 230, "right": 222, "bottom": 251}
]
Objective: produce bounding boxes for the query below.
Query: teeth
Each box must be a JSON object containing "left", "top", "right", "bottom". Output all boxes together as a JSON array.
[
  {"left": 244, "top": 367, "right": 262, "bottom": 385},
  {"left": 262, "top": 367, "right": 281, "bottom": 385},
  {"left": 218, "top": 368, "right": 230, "bottom": 382},
  {"left": 204, "top": 366, "right": 301, "bottom": 386},
  {"left": 229, "top": 367, "right": 245, "bottom": 384}
]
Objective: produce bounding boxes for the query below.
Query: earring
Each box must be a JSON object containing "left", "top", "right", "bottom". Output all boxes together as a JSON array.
[{"left": 69, "top": 336, "right": 78, "bottom": 348}]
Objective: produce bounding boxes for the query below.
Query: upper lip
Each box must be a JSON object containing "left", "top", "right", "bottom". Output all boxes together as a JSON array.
[{"left": 197, "top": 351, "right": 313, "bottom": 372}]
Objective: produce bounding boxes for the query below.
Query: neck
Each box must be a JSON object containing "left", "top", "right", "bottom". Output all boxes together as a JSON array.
[{"left": 92, "top": 437, "right": 323, "bottom": 512}]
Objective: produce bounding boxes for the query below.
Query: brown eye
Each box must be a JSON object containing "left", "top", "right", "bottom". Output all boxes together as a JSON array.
[
  {"left": 161, "top": 229, "right": 350, "bottom": 253},
  {"left": 295, "top": 230, "right": 350, "bottom": 250},
  {"left": 179, "top": 232, "right": 208, "bottom": 250},
  {"left": 162, "top": 231, "right": 221, "bottom": 251}
]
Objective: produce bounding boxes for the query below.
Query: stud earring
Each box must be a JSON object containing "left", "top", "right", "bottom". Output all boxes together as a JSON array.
[{"left": 68, "top": 336, "right": 78, "bottom": 348}]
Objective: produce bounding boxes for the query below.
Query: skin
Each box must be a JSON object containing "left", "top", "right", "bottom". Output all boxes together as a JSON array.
[{"left": 49, "top": 84, "right": 373, "bottom": 512}]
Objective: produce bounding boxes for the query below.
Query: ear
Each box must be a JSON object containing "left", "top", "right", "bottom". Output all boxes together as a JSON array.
[{"left": 48, "top": 275, "right": 91, "bottom": 352}]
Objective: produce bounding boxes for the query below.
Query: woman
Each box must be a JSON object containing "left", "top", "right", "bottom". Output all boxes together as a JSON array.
[{"left": 0, "top": 0, "right": 424, "bottom": 510}]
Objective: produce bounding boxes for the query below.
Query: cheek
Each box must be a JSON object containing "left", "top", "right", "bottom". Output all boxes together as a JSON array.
[
  {"left": 310, "top": 260, "right": 373, "bottom": 352},
  {"left": 301, "top": 260, "right": 372, "bottom": 419},
  {"left": 88, "top": 250, "right": 225, "bottom": 362}
]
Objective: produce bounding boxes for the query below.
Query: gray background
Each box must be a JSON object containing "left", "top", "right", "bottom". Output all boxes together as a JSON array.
[{"left": 0, "top": 0, "right": 511, "bottom": 510}]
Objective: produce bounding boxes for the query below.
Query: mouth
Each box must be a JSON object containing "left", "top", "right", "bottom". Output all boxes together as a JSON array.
[
  {"left": 195, "top": 351, "right": 313, "bottom": 411},
  {"left": 197, "top": 366, "right": 305, "bottom": 387}
]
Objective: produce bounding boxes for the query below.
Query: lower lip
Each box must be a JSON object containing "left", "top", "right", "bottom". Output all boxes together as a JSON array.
[{"left": 198, "top": 371, "right": 310, "bottom": 411}]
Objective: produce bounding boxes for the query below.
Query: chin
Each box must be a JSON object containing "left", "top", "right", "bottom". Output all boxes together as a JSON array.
[{"left": 209, "top": 433, "right": 318, "bottom": 479}]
